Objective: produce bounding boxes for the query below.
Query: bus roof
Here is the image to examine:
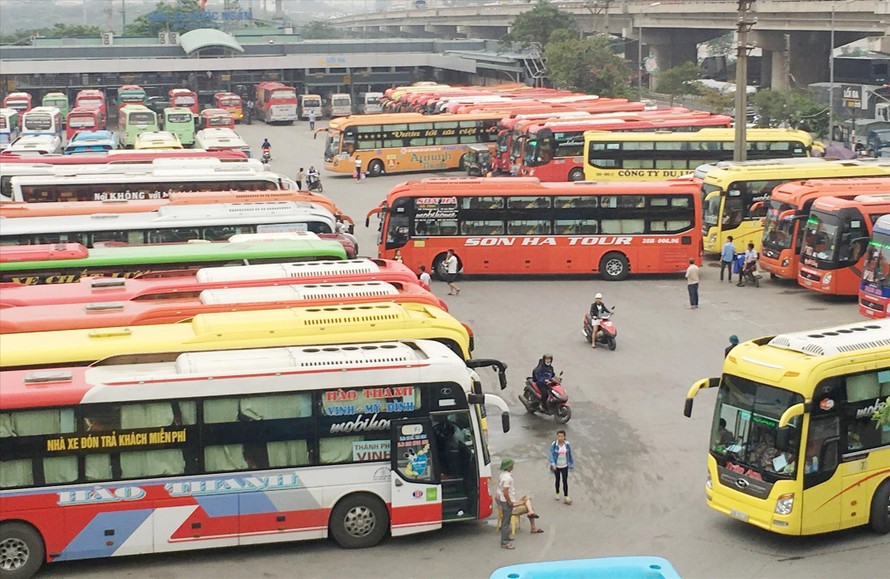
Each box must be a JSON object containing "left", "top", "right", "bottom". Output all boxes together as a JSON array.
[
  {"left": 704, "top": 159, "right": 890, "bottom": 185},
  {"left": 383, "top": 176, "right": 700, "bottom": 197},
  {"left": 0, "top": 201, "right": 334, "bottom": 235},
  {"left": 0, "top": 340, "right": 465, "bottom": 410},
  {"left": 810, "top": 193, "right": 890, "bottom": 212},
  {"left": 771, "top": 177, "right": 890, "bottom": 203},
  {"left": 0, "top": 258, "right": 418, "bottom": 307},
  {"left": 874, "top": 214, "right": 890, "bottom": 233},
  {"left": 0, "top": 302, "right": 471, "bottom": 369},
  {"left": 584, "top": 128, "right": 813, "bottom": 142},
  {"left": 725, "top": 319, "right": 890, "bottom": 397},
  {"left": 0, "top": 237, "right": 346, "bottom": 270},
  {"left": 0, "top": 149, "right": 248, "bottom": 164},
  {"left": 0, "top": 280, "right": 446, "bottom": 334},
  {"left": 327, "top": 112, "right": 502, "bottom": 129}
]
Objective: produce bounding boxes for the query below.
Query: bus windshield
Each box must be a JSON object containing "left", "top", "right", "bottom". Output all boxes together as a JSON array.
[
  {"left": 219, "top": 97, "right": 240, "bottom": 107},
  {"left": 702, "top": 186, "right": 722, "bottom": 227},
  {"left": 79, "top": 98, "right": 103, "bottom": 108},
  {"left": 272, "top": 90, "right": 296, "bottom": 100},
  {"left": 68, "top": 115, "right": 96, "bottom": 128},
  {"left": 711, "top": 375, "right": 802, "bottom": 480},
  {"left": 324, "top": 132, "right": 341, "bottom": 161},
  {"left": 762, "top": 202, "right": 796, "bottom": 250},
  {"left": 863, "top": 237, "right": 890, "bottom": 289},
  {"left": 800, "top": 211, "right": 840, "bottom": 263},
  {"left": 24, "top": 115, "right": 52, "bottom": 131},
  {"left": 129, "top": 112, "right": 155, "bottom": 125},
  {"left": 167, "top": 113, "right": 193, "bottom": 124},
  {"left": 523, "top": 138, "right": 543, "bottom": 166}
]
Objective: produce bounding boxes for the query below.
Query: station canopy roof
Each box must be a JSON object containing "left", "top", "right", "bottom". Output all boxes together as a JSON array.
[{"left": 179, "top": 28, "right": 244, "bottom": 55}]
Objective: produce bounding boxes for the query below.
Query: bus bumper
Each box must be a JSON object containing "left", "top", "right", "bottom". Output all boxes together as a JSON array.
[{"left": 705, "top": 468, "right": 800, "bottom": 535}]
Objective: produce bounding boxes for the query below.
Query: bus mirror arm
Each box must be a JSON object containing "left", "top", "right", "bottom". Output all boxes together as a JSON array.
[
  {"left": 471, "top": 393, "right": 510, "bottom": 433},
  {"left": 466, "top": 358, "right": 508, "bottom": 390},
  {"left": 778, "top": 402, "right": 808, "bottom": 428},
  {"left": 683, "top": 377, "right": 719, "bottom": 417}
]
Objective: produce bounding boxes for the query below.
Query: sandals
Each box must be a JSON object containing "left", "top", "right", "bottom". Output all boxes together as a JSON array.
[
  {"left": 501, "top": 543, "right": 515, "bottom": 550},
  {"left": 527, "top": 513, "right": 539, "bottom": 519},
  {"left": 531, "top": 528, "right": 544, "bottom": 534}
]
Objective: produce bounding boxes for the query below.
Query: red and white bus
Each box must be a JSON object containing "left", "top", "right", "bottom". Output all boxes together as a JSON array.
[
  {"left": 759, "top": 178, "right": 890, "bottom": 280},
  {"left": 858, "top": 214, "right": 890, "bottom": 318},
  {"left": 168, "top": 88, "right": 199, "bottom": 114},
  {"left": 0, "top": 339, "right": 510, "bottom": 576},
  {"left": 65, "top": 107, "right": 102, "bottom": 140},
  {"left": 798, "top": 194, "right": 890, "bottom": 296},
  {"left": 74, "top": 89, "right": 107, "bottom": 125},
  {"left": 0, "top": 258, "right": 419, "bottom": 307},
  {"left": 517, "top": 114, "right": 733, "bottom": 182},
  {"left": 255, "top": 82, "right": 298, "bottom": 124},
  {"left": 2, "top": 92, "right": 33, "bottom": 119},
  {"left": 213, "top": 92, "right": 243, "bottom": 121},
  {"left": 367, "top": 177, "right": 702, "bottom": 280},
  {"left": 0, "top": 148, "right": 246, "bottom": 166}
]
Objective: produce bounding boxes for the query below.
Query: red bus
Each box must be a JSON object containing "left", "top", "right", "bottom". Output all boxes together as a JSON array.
[
  {"left": 65, "top": 107, "right": 102, "bottom": 140},
  {"left": 74, "top": 89, "right": 107, "bottom": 123},
  {"left": 367, "top": 177, "right": 702, "bottom": 281},
  {"left": 2, "top": 92, "right": 33, "bottom": 120},
  {"left": 858, "top": 214, "right": 890, "bottom": 318},
  {"left": 517, "top": 114, "right": 733, "bottom": 182},
  {"left": 0, "top": 258, "right": 419, "bottom": 307},
  {"left": 199, "top": 108, "right": 236, "bottom": 130},
  {"left": 213, "top": 92, "right": 243, "bottom": 121},
  {"left": 255, "top": 82, "right": 298, "bottom": 124},
  {"left": 0, "top": 148, "right": 247, "bottom": 166},
  {"left": 759, "top": 178, "right": 890, "bottom": 280},
  {"left": 798, "top": 194, "right": 890, "bottom": 296},
  {"left": 0, "top": 279, "right": 444, "bottom": 333},
  {"left": 168, "top": 88, "right": 198, "bottom": 114},
  {"left": 493, "top": 112, "right": 600, "bottom": 174}
]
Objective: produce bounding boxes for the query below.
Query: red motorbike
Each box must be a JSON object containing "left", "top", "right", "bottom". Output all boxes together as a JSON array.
[{"left": 519, "top": 371, "right": 571, "bottom": 423}]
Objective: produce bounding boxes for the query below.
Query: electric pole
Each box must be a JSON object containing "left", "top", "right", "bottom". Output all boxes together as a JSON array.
[{"left": 733, "top": 0, "right": 756, "bottom": 162}]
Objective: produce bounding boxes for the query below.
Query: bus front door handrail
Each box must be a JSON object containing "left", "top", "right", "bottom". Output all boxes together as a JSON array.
[{"left": 684, "top": 376, "right": 720, "bottom": 417}]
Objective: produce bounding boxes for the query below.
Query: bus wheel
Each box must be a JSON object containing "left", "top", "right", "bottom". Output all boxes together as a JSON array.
[
  {"left": 870, "top": 481, "right": 890, "bottom": 534},
  {"left": 600, "top": 252, "right": 629, "bottom": 281},
  {"left": 330, "top": 493, "right": 389, "bottom": 549},
  {"left": 568, "top": 168, "right": 584, "bottom": 181},
  {"left": 368, "top": 160, "right": 384, "bottom": 177},
  {"left": 0, "top": 522, "right": 45, "bottom": 579}
]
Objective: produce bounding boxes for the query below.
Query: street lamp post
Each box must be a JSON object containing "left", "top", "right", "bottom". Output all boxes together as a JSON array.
[
  {"left": 828, "top": 1, "right": 836, "bottom": 143},
  {"left": 637, "top": 3, "right": 661, "bottom": 96}
]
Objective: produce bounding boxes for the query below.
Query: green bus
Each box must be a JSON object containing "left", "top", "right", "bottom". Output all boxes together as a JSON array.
[
  {"left": 163, "top": 107, "right": 196, "bottom": 147},
  {"left": 41, "top": 92, "right": 70, "bottom": 122},
  {"left": 0, "top": 237, "right": 348, "bottom": 285},
  {"left": 118, "top": 104, "right": 159, "bottom": 148}
]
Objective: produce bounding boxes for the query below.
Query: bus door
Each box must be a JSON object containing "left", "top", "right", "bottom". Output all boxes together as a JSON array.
[
  {"left": 390, "top": 418, "right": 443, "bottom": 536},
  {"left": 798, "top": 388, "right": 843, "bottom": 534},
  {"left": 431, "top": 411, "right": 480, "bottom": 521}
]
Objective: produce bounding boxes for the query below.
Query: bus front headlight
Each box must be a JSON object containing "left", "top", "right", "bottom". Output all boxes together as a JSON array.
[
  {"left": 706, "top": 472, "right": 713, "bottom": 489},
  {"left": 774, "top": 493, "right": 794, "bottom": 515},
  {"left": 781, "top": 258, "right": 790, "bottom": 267},
  {"left": 822, "top": 273, "right": 832, "bottom": 285},
  {"left": 709, "top": 235, "right": 716, "bottom": 244}
]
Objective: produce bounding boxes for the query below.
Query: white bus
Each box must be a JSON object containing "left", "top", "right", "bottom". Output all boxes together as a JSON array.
[
  {"left": 0, "top": 108, "right": 22, "bottom": 150},
  {"left": 21, "top": 106, "right": 63, "bottom": 140},
  {"left": 0, "top": 340, "right": 510, "bottom": 576},
  {"left": 359, "top": 92, "right": 384, "bottom": 114},
  {"left": 0, "top": 157, "right": 264, "bottom": 201},
  {"left": 6, "top": 165, "right": 298, "bottom": 203},
  {"left": 330, "top": 93, "right": 353, "bottom": 118},
  {"left": 300, "top": 94, "right": 323, "bottom": 120},
  {"left": 0, "top": 201, "right": 336, "bottom": 246},
  {"left": 195, "top": 128, "right": 251, "bottom": 157},
  {"left": 3, "top": 135, "right": 63, "bottom": 157}
]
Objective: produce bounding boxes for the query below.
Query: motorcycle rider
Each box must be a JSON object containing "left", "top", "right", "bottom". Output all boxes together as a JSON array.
[
  {"left": 261, "top": 138, "right": 271, "bottom": 159},
  {"left": 589, "top": 293, "right": 611, "bottom": 349},
  {"left": 307, "top": 165, "right": 320, "bottom": 189},
  {"left": 532, "top": 354, "right": 557, "bottom": 407},
  {"left": 738, "top": 242, "right": 759, "bottom": 286}
]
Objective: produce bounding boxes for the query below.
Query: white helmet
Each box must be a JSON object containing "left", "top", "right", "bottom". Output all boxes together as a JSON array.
[{"left": 594, "top": 293, "right": 603, "bottom": 299}]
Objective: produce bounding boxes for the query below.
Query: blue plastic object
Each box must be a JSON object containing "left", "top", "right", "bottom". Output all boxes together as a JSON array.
[
  {"left": 489, "top": 556, "right": 682, "bottom": 579},
  {"left": 733, "top": 253, "right": 745, "bottom": 274}
]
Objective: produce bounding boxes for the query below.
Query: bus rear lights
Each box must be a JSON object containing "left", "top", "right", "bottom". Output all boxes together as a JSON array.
[{"left": 775, "top": 493, "right": 795, "bottom": 515}]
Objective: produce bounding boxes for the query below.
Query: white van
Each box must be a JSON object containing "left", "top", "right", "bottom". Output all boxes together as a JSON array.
[
  {"left": 195, "top": 127, "right": 252, "bottom": 157},
  {"left": 3, "top": 134, "right": 63, "bottom": 156}
]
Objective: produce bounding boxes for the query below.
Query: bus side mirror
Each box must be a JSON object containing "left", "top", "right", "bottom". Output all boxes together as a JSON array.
[
  {"left": 779, "top": 209, "right": 795, "bottom": 221},
  {"left": 501, "top": 412, "right": 510, "bottom": 433},
  {"left": 750, "top": 201, "right": 765, "bottom": 213},
  {"left": 684, "top": 377, "right": 719, "bottom": 417},
  {"left": 778, "top": 402, "right": 807, "bottom": 428}
]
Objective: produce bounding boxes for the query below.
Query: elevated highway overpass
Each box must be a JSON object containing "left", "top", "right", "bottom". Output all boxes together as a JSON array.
[{"left": 332, "top": 0, "right": 890, "bottom": 89}]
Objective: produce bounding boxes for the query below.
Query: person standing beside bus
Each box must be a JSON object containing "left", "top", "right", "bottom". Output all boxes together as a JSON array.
[
  {"left": 418, "top": 265, "right": 431, "bottom": 291},
  {"left": 445, "top": 249, "right": 460, "bottom": 296},
  {"left": 685, "top": 258, "right": 700, "bottom": 309},
  {"left": 720, "top": 236, "right": 735, "bottom": 283},
  {"left": 296, "top": 167, "right": 304, "bottom": 190}
]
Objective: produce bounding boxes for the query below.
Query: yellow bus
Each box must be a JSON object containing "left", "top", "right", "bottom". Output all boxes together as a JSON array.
[
  {"left": 701, "top": 158, "right": 890, "bottom": 254},
  {"left": 322, "top": 112, "right": 500, "bottom": 177},
  {"left": 582, "top": 128, "right": 814, "bottom": 183},
  {"left": 0, "top": 302, "right": 473, "bottom": 370},
  {"left": 683, "top": 319, "right": 890, "bottom": 536}
]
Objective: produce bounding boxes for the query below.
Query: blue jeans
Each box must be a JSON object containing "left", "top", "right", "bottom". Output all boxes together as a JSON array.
[
  {"left": 688, "top": 283, "right": 699, "bottom": 307},
  {"left": 498, "top": 500, "right": 512, "bottom": 545}
]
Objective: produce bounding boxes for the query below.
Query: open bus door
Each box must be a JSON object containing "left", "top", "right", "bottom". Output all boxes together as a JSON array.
[{"left": 390, "top": 418, "right": 443, "bottom": 536}]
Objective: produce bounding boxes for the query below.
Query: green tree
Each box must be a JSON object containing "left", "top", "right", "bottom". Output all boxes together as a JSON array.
[
  {"left": 124, "top": 0, "right": 215, "bottom": 36},
  {"left": 545, "top": 34, "right": 630, "bottom": 97},
  {"left": 752, "top": 89, "right": 791, "bottom": 127},
  {"left": 656, "top": 62, "right": 702, "bottom": 105},
  {"left": 752, "top": 89, "right": 827, "bottom": 136},
  {"left": 501, "top": 0, "right": 578, "bottom": 49},
  {"left": 703, "top": 32, "right": 733, "bottom": 58},
  {"left": 1, "top": 23, "right": 102, "bottom": 44},
  {"left": 300, "top": 21, "right": 343, "bottom": 40},
  {"left": 698, "top": 87, "right": 735, "bottom": 115}
]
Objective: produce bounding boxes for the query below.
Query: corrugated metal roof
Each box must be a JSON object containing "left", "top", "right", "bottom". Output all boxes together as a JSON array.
[{"left": 179, "top": 28, "right": 244, "bottom": 55}]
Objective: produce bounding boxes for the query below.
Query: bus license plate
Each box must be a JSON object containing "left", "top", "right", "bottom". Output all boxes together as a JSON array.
[{"left": 729, "top": 509, "right": 749, "bottom": 522}]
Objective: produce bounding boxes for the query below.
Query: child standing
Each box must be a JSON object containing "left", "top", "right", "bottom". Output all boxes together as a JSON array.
[
  {"left": 549, "top": 430, "right": 574, "bottom": 505},
  {"left": 418, "top": 265, "right": 431, "bottom": 291}
]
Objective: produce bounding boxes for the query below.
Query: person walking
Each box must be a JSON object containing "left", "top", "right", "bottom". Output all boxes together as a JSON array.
[
  {"left": 418, "top": 265, "right": 431, "bottom": 291},
  {"left": 295, "top": 167, "right": 305, "bottom": 191},
  {"left": 444, "top": 249, "right": 460, "bottom": 295},
  {"left": 308, "top": 110, "right": 316, "bottom": 131},
  {"left": 724, "top": 335, "right": 739, "bottom": 358},
  {"left": 720, "top": 236, "right": 735, "bottom": 283},
  {"left": 549, "top": 430, "right": 574, "bottom": 505},
  {"left": 685, "top": 258, "right": 700, "bottom": 309},
  {"left": 496, "top": 457, "right": 542, "bottom": 551}
]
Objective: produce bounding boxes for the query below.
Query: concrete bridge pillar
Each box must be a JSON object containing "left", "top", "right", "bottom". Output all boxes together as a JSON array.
[
  {"left": 648, "top": 41, "right": 698, "bottom": 90},
  {"left": 751, "top": 30, "right": 790, "bottom": 91},
  {"left": 789, "top": 31, "right": 830, "bottom": 88}
]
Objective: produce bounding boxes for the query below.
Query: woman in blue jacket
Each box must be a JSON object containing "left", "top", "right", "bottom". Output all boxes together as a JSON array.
[{"left": 549, "top": 430, "right": 574, "bottom": 505}]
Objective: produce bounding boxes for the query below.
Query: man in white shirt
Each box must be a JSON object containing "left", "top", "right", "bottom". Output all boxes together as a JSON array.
[
  {"left": 444, "top": 249, "right": 460, "bottom": 295},
  {"left": 497, "top": 457, "right": 516, "bottom": 549},
  {"left": 685, "top": 258, "right": 700, "bottom": 309},
  {"left": 418, "top": 266, "right": 431, "bottom": 291}
]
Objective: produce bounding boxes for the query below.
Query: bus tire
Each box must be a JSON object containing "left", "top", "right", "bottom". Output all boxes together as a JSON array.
[
  {"left": 568, "top": 168, "right": 584, "bottom": 181},
  {"left": 329, "top": 493, "right": 389, "bottom": 549},
  {"left": 432, "top": 254, "right": 448, "bottom": 281},
  {"left": 600, "top": 252, "right": 629, "bottom": 281},
  {"left": 870, "top": 480, "right": 890, "bottom": 534},
  {"left": 0, "top": 522, "right": 45, "bottom": 579},
  {"left": 368, "top": 160, "right": 384, "bottom": 177}
]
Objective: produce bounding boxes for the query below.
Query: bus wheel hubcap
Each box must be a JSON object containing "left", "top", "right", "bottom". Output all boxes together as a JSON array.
[
  {"left": 605, "top": 260, "right": 623, "bottom": 276},
  {"left": 0, "top": 538, "right": 29, "bottom": 571},
  {"left": 344, "top": 506, "right": 375, "bottom": 537}
]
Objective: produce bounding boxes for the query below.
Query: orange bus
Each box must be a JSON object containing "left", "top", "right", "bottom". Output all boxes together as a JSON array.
[
  {"left": 798, "top": 194, "right": 890, "bottom": 296},
  {"left": 0, "top": 279, "right": 444, "bottom": 333},
  {"left": 759, "top": 178, "right": 890, "bottom": 280},
  {"left": 0, "top": 258, "right": 420, "bottom": 307},
  {"left": 213, "top": 91, "right": 243, "bottom": 121},
  {"left": 367, "top": 177, "right": 702, "bottom": 281}
]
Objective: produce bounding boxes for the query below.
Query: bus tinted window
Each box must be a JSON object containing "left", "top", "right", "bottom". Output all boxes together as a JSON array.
[{"left": 129, "top": 112, "right": 155, "bottom": 124}]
